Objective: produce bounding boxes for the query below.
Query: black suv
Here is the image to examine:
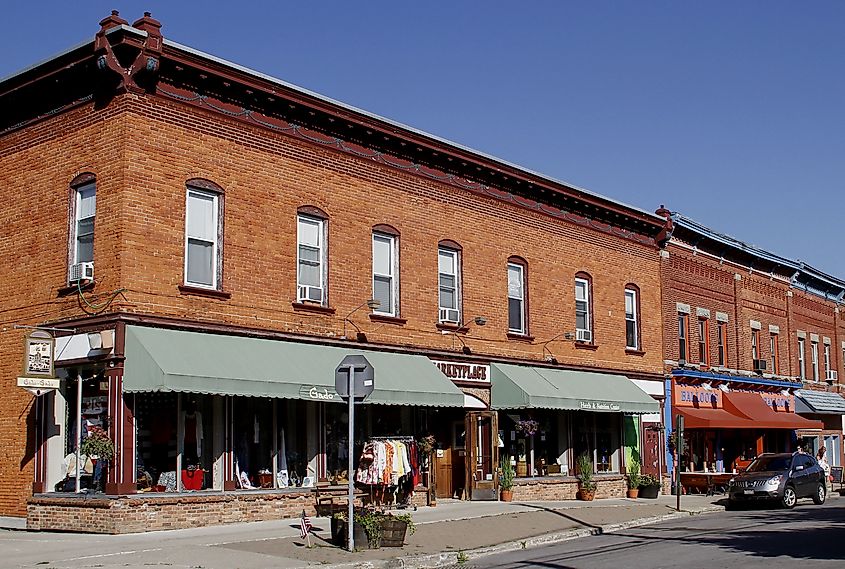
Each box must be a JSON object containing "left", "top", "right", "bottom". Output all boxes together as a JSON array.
[{"left": 727, "top": 452, "right": 826, "bottom": 509}]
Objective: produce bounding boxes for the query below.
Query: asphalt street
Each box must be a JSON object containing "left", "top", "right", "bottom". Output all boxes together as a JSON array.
[{"left": 472, "top": 499, "right": 845, "bottom": 569}]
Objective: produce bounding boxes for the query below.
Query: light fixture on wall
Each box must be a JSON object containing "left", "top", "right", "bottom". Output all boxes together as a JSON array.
[
  {"left": 539, "top": 331, "right": 577, "bottom": 365},
  {"left": 342, "top": 299, "right": 381, "bottom": 342},
  {"left": 443, "top": 315, "right": 487, "bottom": 354}
]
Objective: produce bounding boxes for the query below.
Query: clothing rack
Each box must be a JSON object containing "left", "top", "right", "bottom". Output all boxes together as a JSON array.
[
  {"left": 359, "top": 437, "right": 419, "bottom": 510},
  {"left": 369, "top": 436, "right": 416, "bottom": 442}
]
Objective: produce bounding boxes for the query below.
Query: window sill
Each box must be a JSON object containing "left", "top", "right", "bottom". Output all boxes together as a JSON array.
[
  {"left": 507, "top": 333, "right": 535, "bottom": 342},
  {"left": 436, "top": 322, "right": 464, "bottom": 333},
  {"left": 57, "top": 281, "right": 94, "bottom": 297},
  {"left": 369, "top": 314, "right": 407, "bottom": 325},
  {"left": 625, "top": 349, "right": 647, "bottom": 357},
  {"left": 178, "top": 285, "right": 231, "bottom": 300},
  {"left": 292, "top": 301, "right": 336, "bottom": 315},
  {"left": 574, "top": 342, "right": 598, "bottom": 351}
]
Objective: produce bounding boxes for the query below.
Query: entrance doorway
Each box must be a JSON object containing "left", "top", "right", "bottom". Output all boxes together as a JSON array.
[
  {"left": 466, "top": 411, "right": 498, "bottom": 500},
  {"left": 642, "top": 423, "right": 662, "bottom": 477}
]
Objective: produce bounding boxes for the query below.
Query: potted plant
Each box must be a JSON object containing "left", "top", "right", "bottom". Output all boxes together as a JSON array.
[
  {"left": 500, "top": 456, "right": 515, "bottom": 502},
  {"left": 79, "top": 426, "right": 115, "bottom": 491},
  {"left": 575, "top": 453, "right": 596, "bottom": 501},
  {"left": 626, "top": 458, "right": 641, "bottom": 499},
  {"left": 639, "top": 473, "right": 661, "bottom": 499},
  {"left": 331, "top": 510, "right": 416, "bottom": 549}
]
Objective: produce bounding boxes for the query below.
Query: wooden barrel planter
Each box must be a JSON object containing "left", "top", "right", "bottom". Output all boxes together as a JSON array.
[
  {"left": 331, "top": 518, "right": 371, "bottom": 548},
  {"left": 379, "top": 518, "right": 409, "bottom": 547},
  {"left": 516, "top": 461, "right": 528, "bottom": 477}
]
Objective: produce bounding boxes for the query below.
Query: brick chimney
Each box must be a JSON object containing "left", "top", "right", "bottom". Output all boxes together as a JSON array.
[{"left": 98, "top": 10, "right": 128, "bottom": 34}]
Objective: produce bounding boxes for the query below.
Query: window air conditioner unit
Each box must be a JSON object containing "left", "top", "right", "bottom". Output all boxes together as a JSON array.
[
  {"left": 69, "top": 262, "right": 94, "bottom": 283},
  {"left": 753, "top": 359, "right": 767, "bottom": 373},
  {"left": 826, "top": 370, "right": 838, "bottom": 383},
  {"left": 439, "top": 308, "right": 460, "bottom": 323},
  {"left": 298, "top": 285, "right": 323, "bottom": 303},
  {"left": 575, "top": 329, "right": 592, "bottom": 343},
  {"left": 678, "top": 359, "right": 687, "bottom": 367}
]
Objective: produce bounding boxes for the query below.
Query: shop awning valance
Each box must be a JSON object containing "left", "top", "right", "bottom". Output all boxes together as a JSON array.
[
  {"left": 795, "top": 390, "right": 845, "bottom": 415},
  {"left": 677, "top": 392, "right": 824, "bottom": 430},
  {"left": 123, "top": 326, "right": 465, "bottom": 407},
  {"left": 490, "top": 363, "right": 659, "bottom": 414}
]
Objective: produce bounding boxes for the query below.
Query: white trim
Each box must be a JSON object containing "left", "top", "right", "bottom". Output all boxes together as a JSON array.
[
  {"left": 575, "top": 277, "right": 591, "bottom": 335},
  {"left": 507, "top": 262, "right": 526, "bottom": 334},
  {"left": 184, "top": 188, "right": 219, "bottom": 289},
  {"left": 297, "top": 215, "right": 326, "bottom": 304},
  {"left": 372, "top": 232, "right": 398, "bottom": 317},
  {"left": 438, "top": 247, "right": 461, "bottom": 323},
  {"left": 625, "top": 288, "right": 639, "bottom": 350}
]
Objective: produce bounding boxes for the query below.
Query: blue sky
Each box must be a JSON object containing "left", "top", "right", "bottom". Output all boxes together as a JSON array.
[{"left": 4, "top": 2, "right": 844, "bottom": 277}]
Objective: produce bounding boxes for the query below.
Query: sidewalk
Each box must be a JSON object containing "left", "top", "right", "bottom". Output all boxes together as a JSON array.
[{"left": 0, "top": 494, "right": 727, "bottom": 568}]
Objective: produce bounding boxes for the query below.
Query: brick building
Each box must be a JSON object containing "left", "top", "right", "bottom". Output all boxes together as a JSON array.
[
  {"left": 1, "top": 13, "right": 667, "bottom": 531},
  {"left": 658, "top": 210, "right": 845, "bottom": 490}
]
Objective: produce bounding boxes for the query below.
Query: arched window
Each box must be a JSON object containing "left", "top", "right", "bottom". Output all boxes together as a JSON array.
[
  {"left": 296, "top": 205, "right": 329, "bottom": 305},
  {"left": 438, "top": 240, "right": 462, "bottom": 323},
  {"left": 184, "top": 179, "right": 224, "bottom": 290},
  {"left": 507, "top": 256, "right": 528, "bottom": 335},
  {"left": 624, "top": 284, "right": 641, "bottom": 351},
  {"left": 372, "top": 224, "right": 400, "bottom": 316},
  {"left": 68, "top": 173, "right": 96, "bottom": 282},
  {"left": 574, "top": 272, "right": 593, "bottom": 343}
]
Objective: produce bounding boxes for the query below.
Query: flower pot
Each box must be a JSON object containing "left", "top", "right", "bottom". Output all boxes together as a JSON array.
[
  {"left": 639, "top": 484, "right": 659, "bottom": 499},
  {"left": 577, "top": 488, "right": 595, "bottom": 501},
  {"left": 627, "top": 488, "right": 639, "bottom": 499},
  {"left": 379, "top": 518, "right": 409, "bottom": 548},
  {"left": 331, "top": 518, "right": 372, "bottom": 548},
  {"left": 500, "top": 489, "right": 514, "bottom": 502}
]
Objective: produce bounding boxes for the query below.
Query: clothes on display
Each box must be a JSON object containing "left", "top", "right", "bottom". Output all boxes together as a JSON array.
[
  {"left": 355, "top": 438, "right": 421, "bottom": 505},
  {"left": 181, "top": 410, "right": 203, "bottom": 459}
]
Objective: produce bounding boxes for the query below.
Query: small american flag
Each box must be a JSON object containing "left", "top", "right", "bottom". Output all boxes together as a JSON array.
[{"left": 299, "top": 510, "right": 313, "bottom": 540}]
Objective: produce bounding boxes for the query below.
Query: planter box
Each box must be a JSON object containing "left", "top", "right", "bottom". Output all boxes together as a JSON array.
[
  {"left": 330, "top": 518, "right": 371, "bottom": 549},
  {"left": 379, "top": 519, "right": 409, "bottom": 548},
  {"left": 639, "top": 484, "right": 660, "bottom": 499}
]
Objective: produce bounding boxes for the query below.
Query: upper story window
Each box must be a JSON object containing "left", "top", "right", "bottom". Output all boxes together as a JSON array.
[
  {"left": 575, "top": 275, "right": 592, "bottom": 343},
  {"left": 184, "top": 186, "right": 220, "bottom": 289},
  {"left": 678, "top": 313, "right": 689, "bottom": 362},
  {"left": 770, "top": 334, "right": 780, "bottom": 375},
  {"left": 811, "top": 340, "right": 820, "bottom": 381},
  {"left": 624, "top": 287, "right": 639, "bottom": 350},
  {"left": 798, "top": 337, "right": 806, "bottom": 380},
  {"left": 508, "top": 260, "right": 526, "bottom": 334},
  {"left": 751, "top": 329, "right": 760, "bottom": 361},
  {"left": 297, "top": 214, "right": 326, "bottom": 304},
  {"left": 73, "top": 181, "right": 96, "bottom": 266},
  {"left": 438, "top": 245, "right": 461, "bottom": 323},
  {"left": 824, "top": 343, "right": 831, "bottom": 376},
  {"left": 717, "top": 322, "right": 727, "bottom": 367},
  {"left": 698, "top": 318, "right": 710, "bottom": 366},
  {"left": 372, "top": 232, "right": 398, "bottom": 316}
]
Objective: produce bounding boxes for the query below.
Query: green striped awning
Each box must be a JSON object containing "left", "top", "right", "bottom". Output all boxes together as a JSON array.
[
  {"left": 123, "top": 325, "right": 464, "bottom": 407},
  {"left": 491, "top": 363, "right": 658, "bottom": 414}
]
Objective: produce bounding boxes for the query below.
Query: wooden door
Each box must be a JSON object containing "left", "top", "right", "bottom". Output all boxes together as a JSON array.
[
  {"left": 642, "top": 423, "right": 661, "bottom": 476},
  {"left": 435, "top": 446, "right": 453, "bottom": 498},
  {"left": 466, "top": 411, "right": 498, "bottom": 500}
]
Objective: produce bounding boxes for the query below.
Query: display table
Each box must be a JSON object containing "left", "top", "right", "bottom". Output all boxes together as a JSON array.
[{"left": 680, "top": 472, "right": 732, "bottom": 495}]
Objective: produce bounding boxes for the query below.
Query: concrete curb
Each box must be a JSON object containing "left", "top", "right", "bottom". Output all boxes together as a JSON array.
[{"left": 320, "top": 505, "right": 722, "bottom": 569}]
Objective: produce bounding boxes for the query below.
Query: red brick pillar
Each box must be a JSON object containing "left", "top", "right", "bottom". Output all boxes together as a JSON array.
[{"left": 106, "top": 322, "right": 136, "bottom": 494}]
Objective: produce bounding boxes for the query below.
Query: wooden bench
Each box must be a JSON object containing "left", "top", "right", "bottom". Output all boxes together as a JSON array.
[{"left": 314, "top": 484, "right": 367, "bottom": 517}]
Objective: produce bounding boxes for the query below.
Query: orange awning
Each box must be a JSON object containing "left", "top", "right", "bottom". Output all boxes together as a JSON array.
[
  {"left": 676, "top": 405, "right": 757, "bottom": 429},
  {"left": 723, "top": 391, "right": 824, "bottom": 430}
]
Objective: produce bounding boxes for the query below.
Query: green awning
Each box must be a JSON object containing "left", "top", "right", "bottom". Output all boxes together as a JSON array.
[
  {"left": 123, "top": 326, "right": 464, "bottom": 407},
  {"left": 491, "top": 363, "right": 659, "bottom": 414}
]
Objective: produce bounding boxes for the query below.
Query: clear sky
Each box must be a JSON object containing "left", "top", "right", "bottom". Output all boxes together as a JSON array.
[{"left": 3, "top": 2, "right": 844, "bottom": 278}]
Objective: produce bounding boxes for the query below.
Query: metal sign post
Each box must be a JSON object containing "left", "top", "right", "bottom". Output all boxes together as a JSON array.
[
  {"left": 675, "top": 414, "right": 684, "bottom": 512},
  {"left": 335, "top": 355, "right": 374, "bottom": 552}
]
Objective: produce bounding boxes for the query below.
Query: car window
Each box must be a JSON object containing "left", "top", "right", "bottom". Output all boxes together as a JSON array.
[
  {"left": 802, "top": 456, "right": 816, "bottom": 469},
  {"left": 748, "top": 456, "right": 791, "bottom": 472}
]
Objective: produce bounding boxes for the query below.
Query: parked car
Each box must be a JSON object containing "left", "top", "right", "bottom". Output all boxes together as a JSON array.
[{"left": 727, "top": 452, "right": 826, "bottom": 509}]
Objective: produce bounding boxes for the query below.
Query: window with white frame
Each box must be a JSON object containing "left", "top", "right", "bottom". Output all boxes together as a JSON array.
[
  {"left": 508, "top": 263, "right": 525, "bottom": 334},
  {"left": 372, "top": 233, "right": 397, "bottom": 316},
  {"left": 184, "top": 188, "right": 219, "bottom": 288},
  {"left": 73, "top": 182, "right": 96, "bottom": 266},
  {"left": 438, "top": 248, "right": 460, "bottom": 323},
  {"left": 624, "top": 288, "right": 638, "bottom": 350},
  {"left": 798, "top": 338, "right": 806, "bottom": 380},
  {"left": 824, "top": 344, "right": 831, "bottom": 377},
  {"left": 678, "top": 313, "right": 689, "bottom": 362},
  {"left": 297, "top": 215, "right": 326, "bottom": 303},
  {"left": 575, "top": 277, "right": 592, "bottom": 342},
  {"left": 811, "top": 341, "right": 819, "bottom": 381}
]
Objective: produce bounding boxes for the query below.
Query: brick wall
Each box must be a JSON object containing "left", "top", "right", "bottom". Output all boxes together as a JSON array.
[
  {"left": 512, "top": 475, "right": 627, "bottom": 501},
  {"left": 28, "top": 491, "right": 316, "bottom": 534}
]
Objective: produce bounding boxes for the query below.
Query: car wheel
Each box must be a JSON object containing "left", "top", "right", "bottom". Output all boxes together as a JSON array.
[
  {"left": 813, "top": 483, "right": 826, "bottom": 505},
  {"left": 782, "top": 485, "right": 797, "bottom": 509}
]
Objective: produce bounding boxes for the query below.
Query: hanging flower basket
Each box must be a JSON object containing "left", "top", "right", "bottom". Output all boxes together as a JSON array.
[{"left": 515, "top": 419, "right": 539, "bottom": 436}]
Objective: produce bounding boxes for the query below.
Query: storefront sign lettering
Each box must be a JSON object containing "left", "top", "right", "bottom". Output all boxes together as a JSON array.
[
  {"left": 299, "top": 386, "right": 337, "bottom": 401},
  {"left": 673, "top": 385, "right": 722, "bottom": 408},
  {"left": 431, "top": 360, "right": 490, "bottom": 383},
  {"left": 579, "top": 401, "right": 621, "bottom": 412},
  {"left": 761, "top": 393, "right": 793, "bottom": 411},
  {"left": 17, "top": 377, "right": 60, "bottom": 389}
]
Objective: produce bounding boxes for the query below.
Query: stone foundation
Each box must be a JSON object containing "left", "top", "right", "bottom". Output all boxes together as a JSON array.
[{"left": 511, "top": 474, "right": 627, "bottom": 501}]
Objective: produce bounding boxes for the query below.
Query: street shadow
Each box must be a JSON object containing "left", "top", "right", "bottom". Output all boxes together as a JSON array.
[{"left": 514, "top": 502, "right": 601, "bottom": 530}]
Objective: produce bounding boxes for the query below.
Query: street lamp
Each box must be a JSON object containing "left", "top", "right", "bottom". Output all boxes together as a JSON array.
[
  {"left": 342, "top": 299, "right": 381, "bottom": 342},
  {"left": 539, "top": 331, "right": 576, "bottom": 365}
]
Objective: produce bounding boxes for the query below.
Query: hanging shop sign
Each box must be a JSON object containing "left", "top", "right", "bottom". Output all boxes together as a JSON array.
[
  {"left": 299, "top": 385, "right": 338, "bottom": 401},
  {"left": 579, "top": 401, "right": 621, "bottom": 412},
  {"left": 431, "top": 360, "right": 490, "bottom": 383},
  {"left": 22, "top": 330, "right": 55, "bottom": 378}
]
